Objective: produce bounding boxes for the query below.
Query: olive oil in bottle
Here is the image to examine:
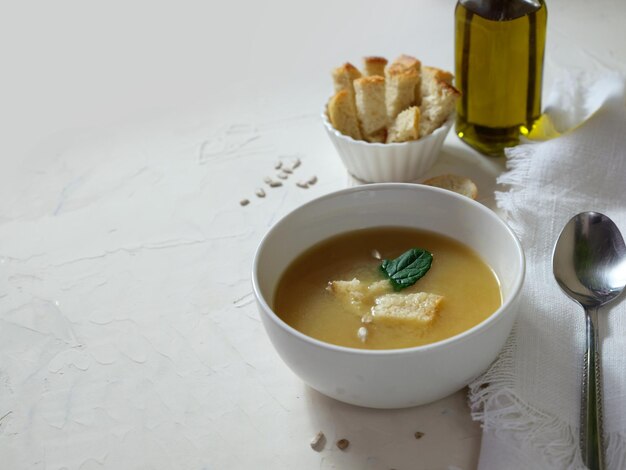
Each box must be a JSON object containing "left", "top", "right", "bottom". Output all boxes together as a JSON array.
[{"left": 455, "top": 0, "right": 547, "bottom": 156}]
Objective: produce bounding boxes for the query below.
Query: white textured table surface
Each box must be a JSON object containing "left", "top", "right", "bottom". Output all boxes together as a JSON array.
[{"left": 1, "top": 1, "right": 625, "bottom": 469}]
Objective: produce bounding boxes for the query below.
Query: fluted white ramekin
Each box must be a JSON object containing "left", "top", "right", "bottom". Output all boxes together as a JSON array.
[{"left": 322, "top": 108, "right": 453, "bottom": 183}]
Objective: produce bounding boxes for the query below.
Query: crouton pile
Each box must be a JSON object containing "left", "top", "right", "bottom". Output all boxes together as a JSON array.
[
  {"left": 327, "top": 55, "right": 460, "bottom": 144},
  {"left": 327, "top": 278, "right": 443, "bottom": 329}
]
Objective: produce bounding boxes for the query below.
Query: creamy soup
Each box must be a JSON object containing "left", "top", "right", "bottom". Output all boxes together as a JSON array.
[{"left": 273, "top": 227, "right": 502, "bottom": 349}]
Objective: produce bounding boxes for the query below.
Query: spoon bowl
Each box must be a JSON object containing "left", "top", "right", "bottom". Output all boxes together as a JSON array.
[
  {"left": 554, "top": 212, "right": 626, "bottom": 309},
  {"left": 553, "top": 211, "right": 626, "bottom": 470}
]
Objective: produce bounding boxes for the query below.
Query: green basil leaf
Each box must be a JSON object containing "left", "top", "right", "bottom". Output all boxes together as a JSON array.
[{"left": 379, "top": 248, "right": 433, "bottom": 291}]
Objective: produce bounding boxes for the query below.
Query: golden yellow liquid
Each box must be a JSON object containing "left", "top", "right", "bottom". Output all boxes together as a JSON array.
[
  {"left": 455, "top": 0, "right": 547, "bottom": 156},
  {"left": 273, "top": 227, "right": 502, "bottom": 350}
]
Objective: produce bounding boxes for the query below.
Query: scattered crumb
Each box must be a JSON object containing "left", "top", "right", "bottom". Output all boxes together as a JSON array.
[
  {"left": 282, "top": 167, "right": 293, "bottom": 174},
  {"left": 310, "top": 431, "right": 326, "bottom": 451},
  {"left": 296, "top": 181, "right": 309, "bottom": 189},
  {"left": 255, "top": 188, "right": 266, "bottom": 198},
  {"left": 274, "top": 161, "right": 283, "bottom": 170},
  {"left": 414, "top": 431, "right": 424, "bottom": 439},
  {"left": 336, "top": 438, "right": 350, "bottom": 450},
  {"left": 239, "top": 199, "right": 250, "bottom": 207},
  {"left": 263, "top": 176, "right": 273, "bottom": 185},
  {"left": 269, "top": 181, "right": 283, "bottom": 188},
  {"left": 308, "top": 175, "right": 318, "bottom": 185},
  {"left": 277, "top": 173, "right": 288, "bottom": 180},
  {"left": 357, "top": 326, "right": 368, "bottom": 342},
  {"left": 371, "top": 249, "right": 381, "bottom": 259},
  {"left": 292, "top": 157, "right": 302, "bottom": 169}
]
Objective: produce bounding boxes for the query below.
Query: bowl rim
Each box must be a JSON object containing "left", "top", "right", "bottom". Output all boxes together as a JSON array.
[
  {"left": 321, "top": 104, "right": 455, "bottom": 148},
  {"left": 251, "top": 183, "right": 525, "bottom": 356}
]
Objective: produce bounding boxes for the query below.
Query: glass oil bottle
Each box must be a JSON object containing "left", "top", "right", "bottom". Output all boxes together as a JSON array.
[{"left": 455, "top": 0, "right": 547, "bottom": 156}]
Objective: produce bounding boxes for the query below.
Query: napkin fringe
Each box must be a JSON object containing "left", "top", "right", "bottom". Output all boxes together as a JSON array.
[
  {"left": 495, "top": 143, "right": 535, "bottom": 224},
  {"left": 469, "top": 327, "right": 583, "bottom": 469}
]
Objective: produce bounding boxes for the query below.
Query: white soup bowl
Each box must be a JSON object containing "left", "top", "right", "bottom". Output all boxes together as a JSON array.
[{"left": 252, "top": 183, "right": 524, "bottom": 408}]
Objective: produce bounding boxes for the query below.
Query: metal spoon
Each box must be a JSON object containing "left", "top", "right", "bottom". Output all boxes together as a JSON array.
[{"left": 553, "top": 212, "right": 626, "bottom": 470}]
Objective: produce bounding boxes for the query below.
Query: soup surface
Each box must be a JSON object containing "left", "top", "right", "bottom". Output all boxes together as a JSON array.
[{"left": 273, "top": 227, "right": 502, "bottom": 349}]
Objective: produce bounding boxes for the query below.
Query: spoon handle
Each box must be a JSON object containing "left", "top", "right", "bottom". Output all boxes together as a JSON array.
[{"left": 582, "top": 307, "right": 604, "bottom": 470}]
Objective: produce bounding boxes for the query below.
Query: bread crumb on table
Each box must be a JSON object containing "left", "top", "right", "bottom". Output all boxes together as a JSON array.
[
  {"left": 336, "top": 438, "right": 350, "bottom": 450},
  {"left": 422, "top": 174, "right": 478, "bottom": 200},
  {"left": 310, "top": 431, "right": 326, "bottom": 451}
]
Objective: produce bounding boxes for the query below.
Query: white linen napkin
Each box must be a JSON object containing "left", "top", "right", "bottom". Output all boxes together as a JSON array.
[{"left": 469, "top": 72, "right": 626, "bottom": 470}]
